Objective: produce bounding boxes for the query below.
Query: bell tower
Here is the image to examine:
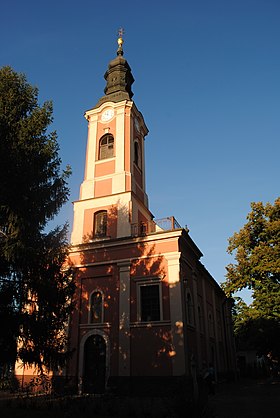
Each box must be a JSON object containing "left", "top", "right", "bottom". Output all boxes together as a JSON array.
[{"left": 71, "top": 31, "right": 153, "bottom": 244}]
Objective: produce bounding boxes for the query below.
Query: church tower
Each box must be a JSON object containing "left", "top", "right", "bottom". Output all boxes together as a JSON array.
[
  {"left": 71, "top": 32, "right": 152, "bottom": 245},
  {"left": 67, "top": 32, "right": 236, "bottom": 396}
]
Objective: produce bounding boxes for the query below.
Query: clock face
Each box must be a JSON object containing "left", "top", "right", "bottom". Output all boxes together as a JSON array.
[{"left": 101, "top": 108, "right": 114, "bottom": 122}]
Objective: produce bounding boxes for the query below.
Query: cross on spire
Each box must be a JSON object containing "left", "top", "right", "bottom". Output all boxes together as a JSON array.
[
  {"left": 117, "top": 27, "right": 124, "bottom": 56},
  {"left": 118, "top": 27, "right": 124, "bottom": 38}
]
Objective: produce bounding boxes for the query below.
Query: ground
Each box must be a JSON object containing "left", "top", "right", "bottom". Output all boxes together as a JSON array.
[
  {"left": 0, "top": 377, "right": 279, "bottom": 417},
  {"left": 206, "top": 377, "right": 280, "bottom": 418}
]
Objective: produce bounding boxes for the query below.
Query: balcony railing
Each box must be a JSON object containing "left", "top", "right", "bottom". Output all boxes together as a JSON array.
[{"left": 131, "top": 216, "right": 181, "bottom": 237}]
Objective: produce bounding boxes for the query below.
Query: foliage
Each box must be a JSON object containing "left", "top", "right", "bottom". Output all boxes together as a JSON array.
[
  {"left": 223, "top": 198, "right": 280, "bottom": 319},
  {"left": 223, "top": 199, "right": 280, "bottom": 357},
  {"left": 232, "top": 297, "right": 280, "bottom": 356},
  {"left": 0, "top": 66, "right": 75, "bottom": 374}
]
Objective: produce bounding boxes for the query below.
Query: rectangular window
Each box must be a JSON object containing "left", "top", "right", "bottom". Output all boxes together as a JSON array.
[{"left": 140, "top": 284, "right": 161, "bottom": 322}]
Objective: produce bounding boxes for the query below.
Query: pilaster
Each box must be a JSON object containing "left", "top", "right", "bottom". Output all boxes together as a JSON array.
[
  {"left": 192, "top": 271, "right": 202, "bottom": 369},
  {"left": 118, "top": 262, "right": 131, "bottom": 376},
  {"left": 165, "top": 252, "right": 185, "bottom": 376}
]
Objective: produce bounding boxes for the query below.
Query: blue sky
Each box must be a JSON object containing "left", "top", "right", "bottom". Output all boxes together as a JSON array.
[{"left": 1, "top": 1, "right": 279, "bottom": 300}]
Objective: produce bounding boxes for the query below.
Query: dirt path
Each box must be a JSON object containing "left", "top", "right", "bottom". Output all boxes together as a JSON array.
[{"left": 206, "top": 378, "right": 280, "bottom": 418}]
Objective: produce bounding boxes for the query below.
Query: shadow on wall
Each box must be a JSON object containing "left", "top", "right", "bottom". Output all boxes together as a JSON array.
[
  {"left": 69, "top": 221, "right": 185, "bottom": 391},
  {"left": 82, "top": 201, "right": 131, "bottom": 243}
]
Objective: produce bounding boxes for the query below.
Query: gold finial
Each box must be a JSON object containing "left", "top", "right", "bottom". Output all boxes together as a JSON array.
[{"left": 117, "top": 27, "right": 124, "bottom": 56}]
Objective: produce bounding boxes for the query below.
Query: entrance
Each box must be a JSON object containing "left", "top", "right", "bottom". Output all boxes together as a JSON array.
[{"left": 83, "top": 334, "right": 106, "bottom": 393}]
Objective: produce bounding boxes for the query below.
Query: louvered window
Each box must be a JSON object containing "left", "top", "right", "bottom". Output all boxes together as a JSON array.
[{"left": 99, "top": 134, "right": 114, "bottom": 160}]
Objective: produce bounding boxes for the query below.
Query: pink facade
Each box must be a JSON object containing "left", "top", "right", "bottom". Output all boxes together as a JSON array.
[{"left": 67, "top": 37, "right": 236, "bottom": 394}]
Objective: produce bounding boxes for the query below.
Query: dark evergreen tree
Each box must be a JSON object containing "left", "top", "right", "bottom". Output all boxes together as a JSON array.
[{"left": 0, "top": 66, "right": 75, "bottom": 375}]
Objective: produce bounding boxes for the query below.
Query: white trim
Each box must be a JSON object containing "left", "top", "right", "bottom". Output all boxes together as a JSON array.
[
  {"left": 166, "top": 254, "right": 185, "bottom": 376},
  {"left": 70, "top": 231, "right": 182, "bottom": 251},
  {"left": 78, "top": 329, "right": 110, "bottom": 395},
  {"left": 85, "top": 100, "right": 132, "bottom": 119},
  {"left": 69, "top": 248, "right": 182, "bottom": 270},
  {"left": 95, "top": 157, "right": 115, "bottom": 165}
]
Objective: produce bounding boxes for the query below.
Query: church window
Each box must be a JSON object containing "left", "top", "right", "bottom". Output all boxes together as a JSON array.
[
  {"left": 94, "top": 210, "right": 107, "bottom": 237},
  {"left": 186, "top": 290, "right": 195, "bottom": 326},
  {"left": 208, "top": 311, "right": 215, "bottom": 337},
  {"left": 217, "top": 312, "right": 222, "bottom": 341},
  {"left": 99, "top": 134, "right": 114, "bottom": 160},
  {"left": 89, "top": 291, "right": 103, "bottom": 323},
  {"left": 198, "top": 305, "right": 204, "bottom": 333},
  {"left": 134, "top": 140, "right": 141, "bottom": 168},
  {"left": 139, "top": 283, "right": 161, "bottom": 322}
]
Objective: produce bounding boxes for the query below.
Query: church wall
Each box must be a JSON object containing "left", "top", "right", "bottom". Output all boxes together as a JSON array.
[
  {"left": 95, "top": 160, "right": 115, "bottom": 177},
  {"left": 130, "top": 325, "right": 173, "bottom": 376},
  {"left": 135, "top": 185, "right": 144, "bottom": 202},
  {"left": 82, "top": 204, "right": 118, "bottom": 240},
  {"left": 133, "top": 164, "right": 142, "bottom": 188},
  {"left": 94, "top": 178, "right": 112, "bottom": 197},
  {"left": 125, "top": 175, "right": 131, "bottom": 190},
  {"left": 67, "top": 263, "right": 120, "bottom": 379}
]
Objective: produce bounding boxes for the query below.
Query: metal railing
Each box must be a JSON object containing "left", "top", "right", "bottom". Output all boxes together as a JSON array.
[{"left": 131, "top": 216, "right": 181, "bottom": 237}]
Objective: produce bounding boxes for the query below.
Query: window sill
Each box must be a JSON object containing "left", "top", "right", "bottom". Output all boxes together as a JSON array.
[
  {"left": 95, "top": 157, "right": 115, "bottom": 164},
  {"left": 79, "top": 323, "right": 111, "bottom": 329},
  {"left": 89, "top": 236, "right": 111, "bottom": 242},
  {"left": 130, "top": 320, "right": 171, "bottom": 328}
]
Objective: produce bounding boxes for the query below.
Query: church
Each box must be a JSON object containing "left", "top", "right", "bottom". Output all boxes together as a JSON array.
[{"left": 66, "top": 33, "right": 236, "bottom": 394}]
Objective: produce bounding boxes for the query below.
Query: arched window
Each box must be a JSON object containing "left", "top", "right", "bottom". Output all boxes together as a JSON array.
[
  {"left": 89, "top": 291, "right": 103, "bottom": 323},
  {"left": 198, "top": 305, "right": 204, "bottom": 333},
  {"left": 134, "top": 141, "right": 139, "bottom": 166},
  {"left": 134, "top": 140, "right": 141, "bottom": 168},
  {"left": 208, "top": 311, "right": 214, "bottom": 337},
  {"left": 99, "top": 134, "right": 114, "bottom": 160},
  {"left": 186, "top": 291, "right": 195, "bottom": 326},
  {"left": 94, "top": 211, "right": 107, "bottom": 237}
]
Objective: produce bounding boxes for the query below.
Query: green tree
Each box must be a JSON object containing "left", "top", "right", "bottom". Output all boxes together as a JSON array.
[
  {"left": 0, "top": 66, "right": 75, "bottom": 375},
  {"left": 223, "top": 199, "right": 280, "bottom": 358},
  {"left": 223, "top": 198, "right": 280, "bottom": 319},
  {"left": 231, "top": 297, "right": 279, "bottom": 355}
]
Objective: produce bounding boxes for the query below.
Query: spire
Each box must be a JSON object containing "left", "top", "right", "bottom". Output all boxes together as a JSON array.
[{"left": 94, "top": 29, "right": 134, "bottom": 107}]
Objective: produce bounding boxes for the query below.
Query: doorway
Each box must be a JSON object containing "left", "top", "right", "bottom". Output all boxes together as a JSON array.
[{"left": 83, "top": 334, "right": 106, "bottom": 393}]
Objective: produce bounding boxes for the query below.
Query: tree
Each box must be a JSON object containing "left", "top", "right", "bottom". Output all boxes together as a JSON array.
[
  {"left": 0, "top": 66, "right": 75, "bottom": 375},
  {"left": 223, "top": 198, "right": 280, "bottom": 319},
  {"left": 223, "top": 199, "right": 280, "bottom": 358},
  {"left": 231, "top": 297, "right": 280, "bottom": 357}
]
